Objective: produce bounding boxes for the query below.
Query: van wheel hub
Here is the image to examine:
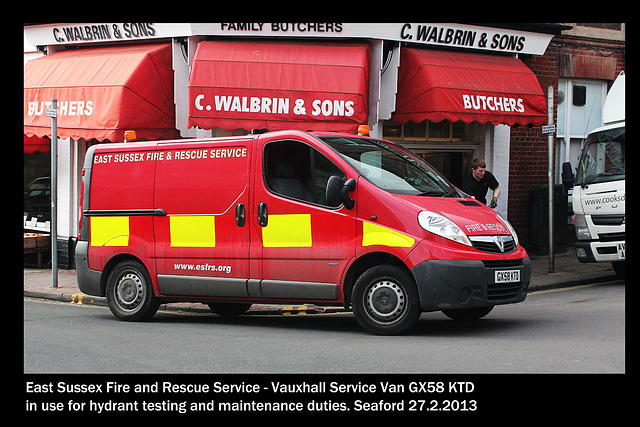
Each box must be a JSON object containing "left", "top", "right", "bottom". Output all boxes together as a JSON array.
[
  {"left": 366, "top": 280, "right": 405, "bottom": 321},
  {"left": 116, "top": 273, "right": 144, "bottom": 309}
]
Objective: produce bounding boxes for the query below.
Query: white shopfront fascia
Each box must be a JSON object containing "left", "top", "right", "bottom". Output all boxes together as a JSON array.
[{"left": 25, "top": 23, "right": 552, "bottom": 55}]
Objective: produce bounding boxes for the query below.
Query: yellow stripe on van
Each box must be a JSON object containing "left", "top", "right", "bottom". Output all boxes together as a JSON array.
[
  {"left": 170, "top": 216, "right": 216, "bottom": 247},
  {"left": 362, "top": 221, "right": 415, "bottom": 248},
  {"left": 262, "top": 214, "right": 312, "bottom": 248},
  {"left": 90, "top": 216, "right": 129, "bottom": 246}
]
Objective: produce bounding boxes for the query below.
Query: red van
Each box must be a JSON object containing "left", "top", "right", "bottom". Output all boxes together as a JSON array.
[{"left": 76, "top": 130, "right": 530, "bottom": 335}]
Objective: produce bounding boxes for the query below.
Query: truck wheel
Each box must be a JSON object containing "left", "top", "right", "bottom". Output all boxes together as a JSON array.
[
  {"left": 352, "top": 265, "right": 422, "bottom": 335},
  {"left": 106, "top": 260, "right": 159, "bottom": 321},
  {"left": 442, "top": 306, "right": 493, "bottom": 321}
]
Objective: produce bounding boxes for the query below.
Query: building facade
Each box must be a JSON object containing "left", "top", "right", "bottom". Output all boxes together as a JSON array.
[{"left": 508, "top": 23, "right": 625, "bottom": 243}]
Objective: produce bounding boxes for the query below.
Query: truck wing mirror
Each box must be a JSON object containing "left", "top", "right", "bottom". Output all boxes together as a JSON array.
[
  {"left": 326, "top": 176, "right": 356, "bottom": 209},
  {"left": 561, "top": 162, "right": 574, "bottom": 195}
]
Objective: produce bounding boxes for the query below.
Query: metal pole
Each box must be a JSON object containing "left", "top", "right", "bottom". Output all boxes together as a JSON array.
[
  {"left": 50, "top": 99, "right": 58, "bottom": 288},
  {"left": 547, "top": 86, "right": 555, "bottom": 272}
]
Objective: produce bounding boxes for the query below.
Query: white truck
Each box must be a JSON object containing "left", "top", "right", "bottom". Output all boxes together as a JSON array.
[{"left": 562, "top": 72, "right": 625, "bottom": 278}]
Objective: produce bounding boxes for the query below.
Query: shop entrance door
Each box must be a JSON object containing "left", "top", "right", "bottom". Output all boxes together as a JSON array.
[{"left": 418, "top": 151, "right": 474, "bottom": 190}]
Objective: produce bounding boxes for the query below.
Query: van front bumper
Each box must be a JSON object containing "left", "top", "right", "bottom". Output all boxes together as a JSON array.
[{"left": 411, "top": 258, "right": 530, "bottom": 312}]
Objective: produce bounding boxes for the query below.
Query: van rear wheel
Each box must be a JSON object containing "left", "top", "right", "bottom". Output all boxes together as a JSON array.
[
  {"left": 106, "top": 260, "right": 159, "bottom": 321},
  {"left": 352, "top": 265, "right": 421, "bottom": 335}
]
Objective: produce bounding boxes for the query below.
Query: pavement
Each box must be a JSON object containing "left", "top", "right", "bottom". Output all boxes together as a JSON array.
[{"left": 23, "top": 246, "right": 620, "bottom": 316}]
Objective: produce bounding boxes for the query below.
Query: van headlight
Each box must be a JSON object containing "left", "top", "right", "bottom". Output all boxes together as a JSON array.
[{"left": 418, "top": 210, "right": 472, "bottom": 246}]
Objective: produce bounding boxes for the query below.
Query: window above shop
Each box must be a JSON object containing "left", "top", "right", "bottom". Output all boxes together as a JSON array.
[{"left": 383, "top": 119, "right": 475, "bottom": 143}]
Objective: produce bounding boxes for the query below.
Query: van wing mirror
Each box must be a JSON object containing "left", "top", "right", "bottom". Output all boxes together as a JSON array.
[
  {"left": 326, "top": 176, "right": 356, "bottom": 209},
  {"left": 561, "top": 162, "right": 574, "bottom": 195}
]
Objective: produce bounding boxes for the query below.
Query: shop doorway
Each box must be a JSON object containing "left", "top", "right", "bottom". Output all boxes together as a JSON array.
[
  {"left": 416, "top": 151, "right": 474, "bottom": 189},
  {"left": 382, "top": 119, "right": 480, "bottom": 190}
]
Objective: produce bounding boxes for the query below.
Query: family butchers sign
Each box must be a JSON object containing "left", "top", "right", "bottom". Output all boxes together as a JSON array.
[{"left": 25, "top": 23, "right": 552, "bottom": 56}]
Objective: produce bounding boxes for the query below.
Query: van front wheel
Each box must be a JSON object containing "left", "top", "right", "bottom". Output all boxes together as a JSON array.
[
  {"left": 352, "top": 265, "right": 421, "bottom": 335},
  {"left": 106, "top": 260, "right": 159, "bottom": 321}
]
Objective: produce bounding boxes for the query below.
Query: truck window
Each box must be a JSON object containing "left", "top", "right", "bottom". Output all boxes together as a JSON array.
[
  {"left": 576, "top": 127, "right": 625, "bottom": 186},
  {"left": 264, "top": 140, "right": 346, "bottom": 207}
]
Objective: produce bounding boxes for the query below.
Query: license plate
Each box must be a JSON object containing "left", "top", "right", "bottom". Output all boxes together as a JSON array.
[
  {"left": 495, "top": 270, "right": 520, "bottom": 283},
  {"left": 617, "top": 243, "right": 626, "bottom": 259}
]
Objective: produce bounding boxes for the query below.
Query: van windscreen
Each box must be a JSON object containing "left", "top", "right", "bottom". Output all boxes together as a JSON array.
[{"left": 319, "top": 136, "right": 458, "bottom": 197}]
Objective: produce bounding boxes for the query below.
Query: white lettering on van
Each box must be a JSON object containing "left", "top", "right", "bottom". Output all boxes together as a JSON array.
[
  {"left": 210, "top": 148, "right": 247, "bottom": 158},
  {"left": 146, "top": 152, "right": 164, "bottom": 161},
  {"left": 93, "top": 147, "right": 247, "bottom": 165},
  {"left": 465, "top": 222, "right": 508, "bottom": 233},
  {"left": 173, "top": 149, "right": 208, "bottom": 160},
  {"left": 113, "top": 152, "right": 145, "bottom": 162},
  {"left": 94, "top": 154, "right": 112, "bottom": 164}
]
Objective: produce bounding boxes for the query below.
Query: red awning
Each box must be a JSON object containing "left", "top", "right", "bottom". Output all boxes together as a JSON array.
[
  {"left": 188, "top": 40, "right": 369, "bottom": 133},
  {"left": 24, "top": 135, "right": 50, "bottom": 154},
  {"left": 392, "top": 48, "right": 547, "bottom": 127},
  {"left": 24, "top": 44, "right": 179, "bottom": 142}
]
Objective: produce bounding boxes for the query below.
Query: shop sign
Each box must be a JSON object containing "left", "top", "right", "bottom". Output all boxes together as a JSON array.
[
  {"left": 25, "top": 23, "right": 192, "bottom": 46},
  {"left": 188, "top": 90, "right": 367, "bottom": 131},
  {"left": 28, "top": 100, "right": 94, "bottom": 117},
  {"left": 193, "top": 94, "right": 358, "bottom": 119},
  {"left": 51, "top": 23, "right": 157, "bottom": 43},
  {"left": 396, "top": 23, "right": 551, "bottom": 55},
  {"left": 212, "top": 22, "right": 552, "bottom": 55},
  {"left": 26, "top": 23, "right": 552, "bottom": 56}
]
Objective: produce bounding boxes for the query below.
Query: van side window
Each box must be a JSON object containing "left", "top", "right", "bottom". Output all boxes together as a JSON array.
[{"left": 264, "top": 140, "right": 346, "bottom": 207}]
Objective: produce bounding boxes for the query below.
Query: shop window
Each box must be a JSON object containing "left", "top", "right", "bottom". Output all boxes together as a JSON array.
[
  {"left": 404, "top": 121, "right": 426, "bottom": 140},
  {"left": 383, "top": 119, "right": 470, "bottom": 142},
  {"left": 572, "top": 85, "right": 586, "bottom": 106},
  {"left": 264, "top": 140, "right": 346, "bottom": 207},
  {"left": 382, "top": 119, "right": 478, "bottom": 188},
  {"left": 557, "top": 79, "right": 606, "bottom": 139}
]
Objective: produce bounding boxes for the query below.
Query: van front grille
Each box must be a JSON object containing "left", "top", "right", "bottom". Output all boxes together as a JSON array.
[{"left": 469, "top": 235, "right": 516, "bottom": 254}]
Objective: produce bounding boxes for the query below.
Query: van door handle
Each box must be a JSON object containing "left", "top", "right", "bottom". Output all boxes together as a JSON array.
[
  {"left": 235, "top": 203, "right": 245, "bottom": 227},
  {"left": 257, "top": 202, "right": 268, "bottom": 227}
]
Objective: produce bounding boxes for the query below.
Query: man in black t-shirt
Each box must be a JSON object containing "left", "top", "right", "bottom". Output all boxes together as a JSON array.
[{"left": 461, "top": 158, "right": 501, "bottom": 208}]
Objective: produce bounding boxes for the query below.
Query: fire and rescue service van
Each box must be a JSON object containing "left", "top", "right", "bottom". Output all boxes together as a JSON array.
[{"left": 76, "top": 130, "right": 530, "bottom": 335}]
